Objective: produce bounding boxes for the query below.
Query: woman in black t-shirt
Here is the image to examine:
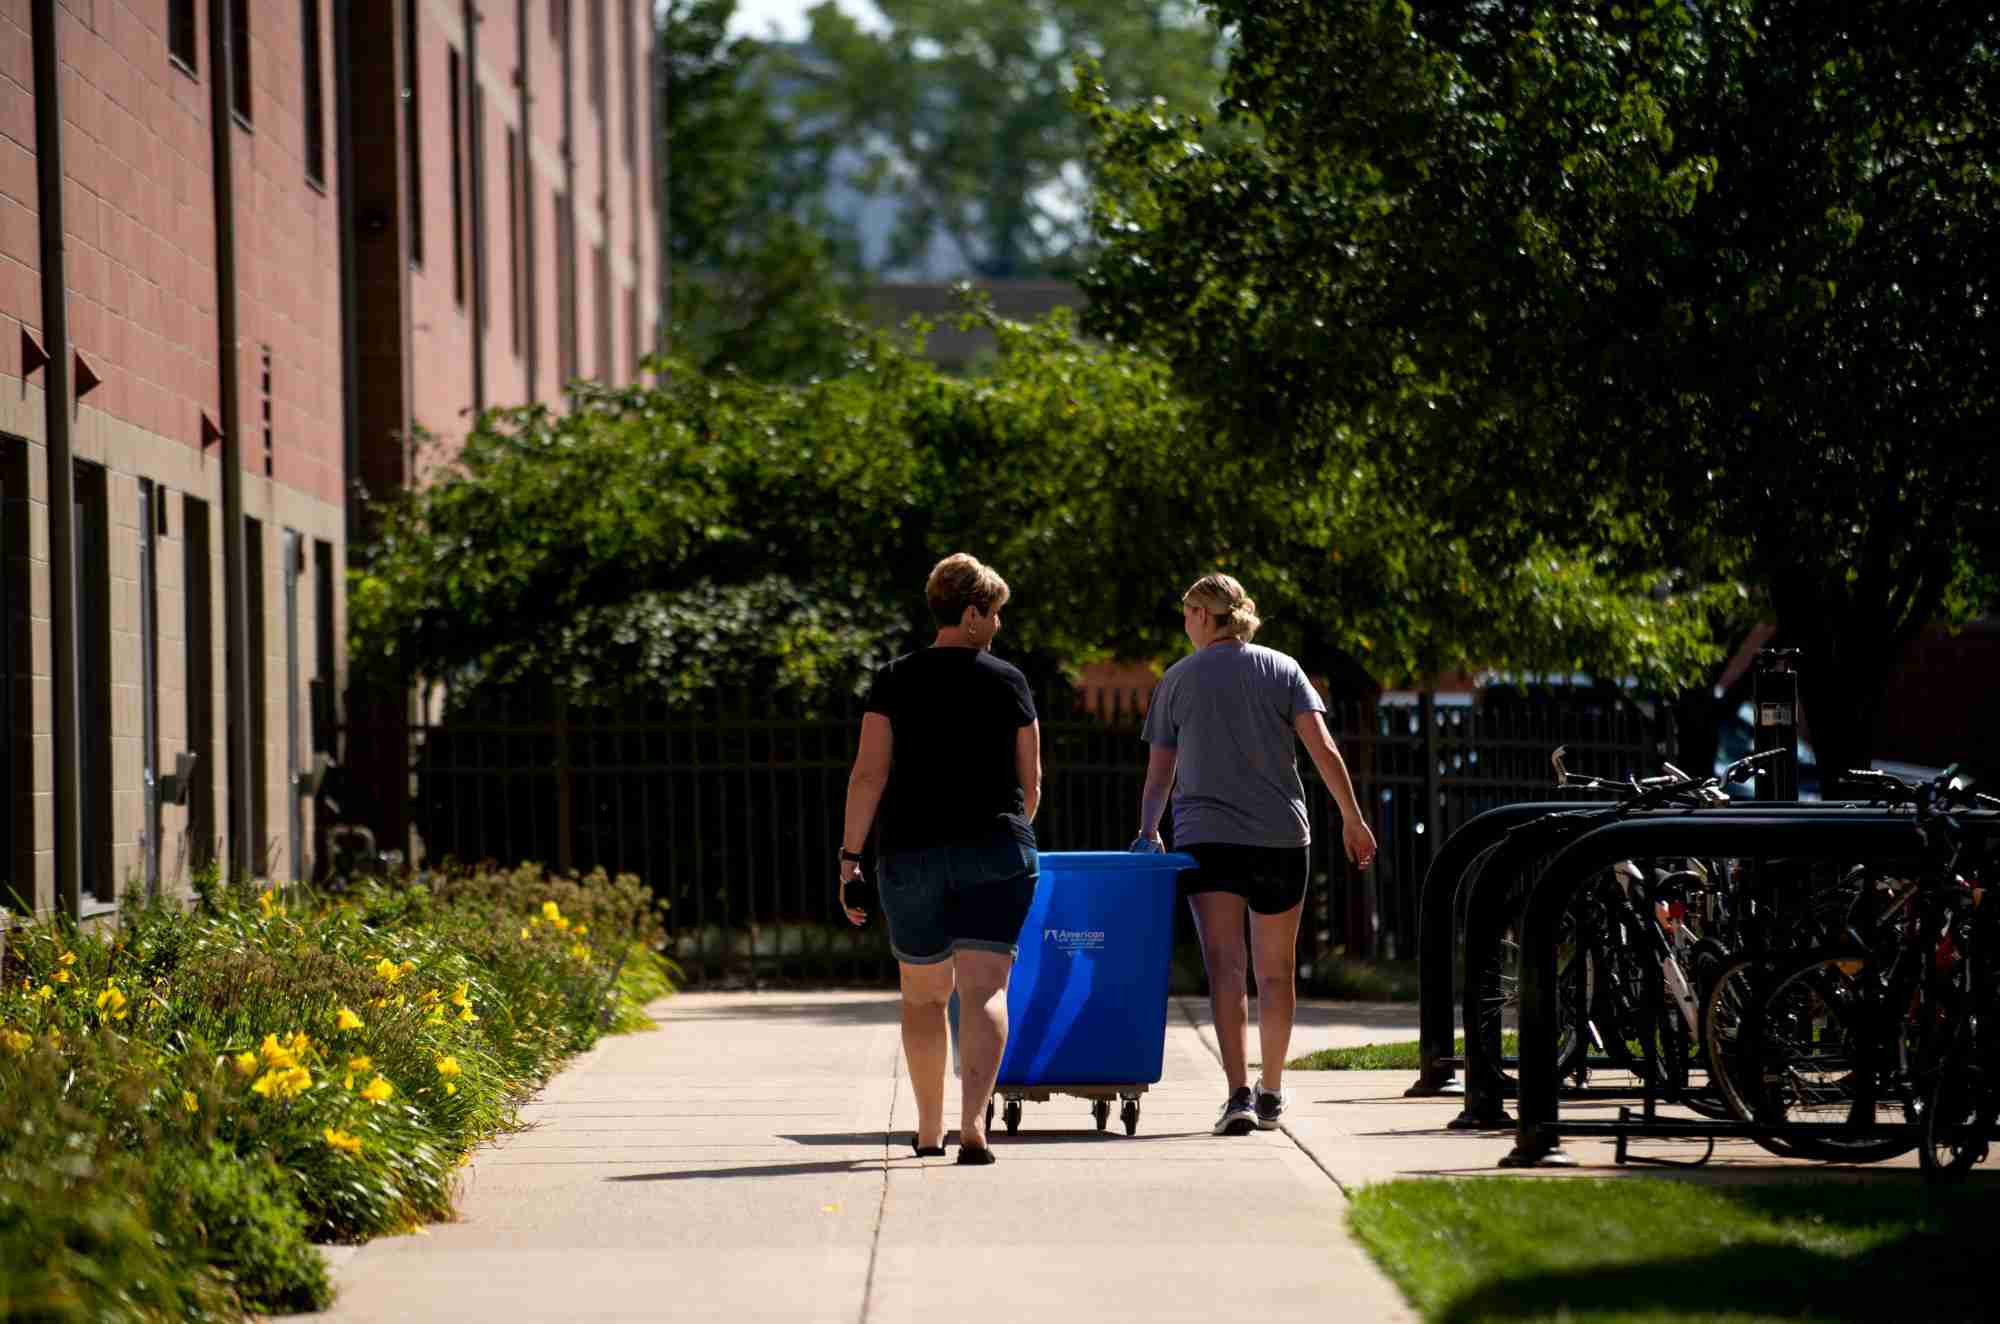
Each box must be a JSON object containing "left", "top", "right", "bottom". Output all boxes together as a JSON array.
[{"left": 838, "top": 553, "right": 1042, "bottom": 1167}]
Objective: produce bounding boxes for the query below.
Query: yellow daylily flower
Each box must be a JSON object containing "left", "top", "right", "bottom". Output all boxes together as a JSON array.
[
  {"left": 373, "top": 958, "right": 401, "bottom": 984},
  {"left": 360, "top": 1075, "right": 395, "bottom": 1104},
  {"left": 349, "top": 1055, "right": 373, "bottom": 1072},
  {"left": 1, "top": 1028, "right": 32, "bottom": 1055},
  {"left": 519, "top": 926, "right": 531, "bottom": 940},
  {"left": 419, "top": 988, "right": 440, "bottom": 1005},
  {"left": 260, "top": 1034, "right": 297, "bottom": 1069},
  {"left": 425, "top": 1006, "right": 446, "bottom": 1025},
  {"left": 459, "top": 1005, "right": 478, "bottom": 1024},
  {"left": 434, "top": 1055, "right": 461, "bottom": 1078},
  {"left": 96, "top": 985, "right": 128, "bottom": 1017},
  {"left": 233, "top": 1051, "right": 259, "bottom": 1077},
  {"left": 53, "top": 969, "right": 72, "bottom": 985},
  {"left": 541, "top": 901, "right": 562, "bottom": 923},
  {"left": 399, "top": 960, "right": 415, "bottom": 976},
  {"left": 35, "top": 985, "right": 52, "bottom": 1001},
  {"left": 336, "top": 1008, "right": 365, "bottom": 1032},
  {"left": 251, "top": 1066, "right": 312, "bottom": 1100},
  {"left": 181, "top": 1091, "right": 200, "bottom": 1113},
  {"left": 257, "top": 888, "right": 277, "bottom": 918},
  {"left": 569, "top": 943, "right": 592, "bottom": 964},
  {"left": 57, "top": 951, "right": 76, "bottom": 967},
  {"left": 445, "top": 1081, "right": 457, "bottom": 1095},
  {"left": 573, "top": 924, "right": 587, "bottom": 936},
  {"left": 449, "top": 983, "right": 470, "bottom": 1009},
  {"left": 322, "top": 1127, "right": 363, "bottom": 1155}
]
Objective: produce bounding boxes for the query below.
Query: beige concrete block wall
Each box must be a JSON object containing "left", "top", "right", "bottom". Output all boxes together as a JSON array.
[{"left": 0, "top": 384, "right": 345, "bottom": 918}]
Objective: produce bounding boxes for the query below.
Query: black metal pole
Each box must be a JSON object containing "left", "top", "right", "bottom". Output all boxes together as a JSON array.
[{"left": 31, "top": 0, "right": 82, "bottom": 918}]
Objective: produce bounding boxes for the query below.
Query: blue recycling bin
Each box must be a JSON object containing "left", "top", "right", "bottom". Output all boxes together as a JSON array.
[{"left": 954, "top": 849, "right": 1192, "bottom": 1135}]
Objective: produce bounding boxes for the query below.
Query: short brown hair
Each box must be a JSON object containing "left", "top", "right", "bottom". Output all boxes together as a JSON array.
[{"left": 927, "top": 553, "right": 1010, "bottom": 627}]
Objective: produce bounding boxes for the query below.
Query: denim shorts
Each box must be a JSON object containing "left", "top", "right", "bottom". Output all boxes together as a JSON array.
[{"left": 877, "top": 835, "right": 1039, "bottom": 965}]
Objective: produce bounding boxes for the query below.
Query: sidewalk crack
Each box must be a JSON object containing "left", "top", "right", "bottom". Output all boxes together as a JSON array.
[{"left": 857, "top": 1044, "right": 900, "bottom": 1324}]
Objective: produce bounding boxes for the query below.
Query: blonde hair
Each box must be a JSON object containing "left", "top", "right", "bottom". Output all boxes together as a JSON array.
[
  {"left": 1183, "top": 573, "right": 1261, "bottom": 642},
  {"left": 927, "top": 553, "right": 1011, "bottom": 627}
]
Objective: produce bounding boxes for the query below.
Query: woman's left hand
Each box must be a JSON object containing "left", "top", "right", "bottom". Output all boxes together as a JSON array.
[
  {"left": 1343, "top": 817, "right": 1379, "bottom": 871},
  {"left": 838, "top": 858, "right": 869, "bottom": 926}
]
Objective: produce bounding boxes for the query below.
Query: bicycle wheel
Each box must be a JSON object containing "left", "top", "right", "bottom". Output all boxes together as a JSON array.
[
  {"left": 1701, "top": 954, "right": 1802, "bottom": 1156},
  {"left": 1743, "top": 950, "right": 1917, "bottom": 1164},
  {"left": 1920, "top": 1048, "right": 1992, "bottom": 1182},
  {"left": 1476, "top": 899, "right": 1593, "bottom": 1087}
]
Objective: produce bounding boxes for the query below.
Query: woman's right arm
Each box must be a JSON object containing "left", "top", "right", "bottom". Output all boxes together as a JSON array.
[
  {"left": 838, "top": 715, "right": 894, "bottom": 925},
  {"left": 1136, "top": 744, "right": 1177, "bottom": 846}
]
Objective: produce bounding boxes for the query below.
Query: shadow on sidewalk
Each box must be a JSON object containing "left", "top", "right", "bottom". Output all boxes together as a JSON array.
[
  {"left": 607, "top": 1158, "right": 895, "bottom": 1182},
  {"left": 656, "top": 997, "right": 900, "bottom": 1027}
]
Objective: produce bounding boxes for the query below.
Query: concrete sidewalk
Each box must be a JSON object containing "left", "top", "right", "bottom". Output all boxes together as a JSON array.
[{"left": 311, "top": 992, "right": 1416, "bottom": 1323}]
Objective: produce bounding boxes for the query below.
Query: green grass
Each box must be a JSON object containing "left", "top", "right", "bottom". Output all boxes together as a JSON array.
[
  {"left": 1349, "top": 1177, "right": 1995, "bottom": 1323},
  {"left": 1288, "top": 1034, "right": 1516, "bottom": 1071}
]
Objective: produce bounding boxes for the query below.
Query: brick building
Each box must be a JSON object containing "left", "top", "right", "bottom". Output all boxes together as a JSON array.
[{"left": 0, "top": 0, "right": 657, "bottom": 920}]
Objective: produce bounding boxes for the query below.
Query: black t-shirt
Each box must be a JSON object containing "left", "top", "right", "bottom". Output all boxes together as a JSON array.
[{"left": 864, "top": 647, "right": 1038, "bottom": 851}]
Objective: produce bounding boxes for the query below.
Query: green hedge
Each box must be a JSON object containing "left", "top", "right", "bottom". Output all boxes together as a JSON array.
[{"left": 0, "top": 866, "right": 674, "bottom": 1321}]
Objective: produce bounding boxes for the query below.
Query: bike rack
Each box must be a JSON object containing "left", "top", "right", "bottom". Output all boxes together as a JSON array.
[
  {"left": 1410, "top": 801, "right": 1610, "bottom": 1099},
  {"left": 1496, "top": 811, "right": 1996, "bottom": 1167},
  {"left": 1432, "top": 800, "right": 1893, "bottom": 1125}
]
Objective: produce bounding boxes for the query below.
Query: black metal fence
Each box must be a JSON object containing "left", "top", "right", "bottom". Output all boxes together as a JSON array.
[{"left": 377, "top": 686, "right": 1665, "bottom": 987}]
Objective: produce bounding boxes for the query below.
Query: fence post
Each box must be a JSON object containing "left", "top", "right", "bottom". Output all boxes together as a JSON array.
[
  {"left": 554, "top": 691, "right": 574, "bottom": 873},
  {"left": 1421, "top": 685, "right": 1441, "bottom": 868}
]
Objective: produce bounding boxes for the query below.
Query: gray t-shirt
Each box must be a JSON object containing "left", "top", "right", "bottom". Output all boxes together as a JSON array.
[{"left": 1141, "top": 642, "right": 1327, "bottom": 847}]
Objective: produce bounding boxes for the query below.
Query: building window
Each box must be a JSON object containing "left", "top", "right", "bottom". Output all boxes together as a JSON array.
[
  {"left": 168, "top": 0, "right": 198, "bottom": 74},
  {"left": 449, "top": 48, "right": 465, "bottom": 308},
  {"left": 620, "top": 0, "right": 635, "bottom": 164},
  {"left": 301, "top": 0, "right": 326, "bottom": 185},
  {"left": 405, "top": 0, "right": 423, "bottom": 268},
  {"left": 627, "top": 282, "right": 641, "bottom": 377},
  {"left": 0, "top": 439, "right": 23, "bottom": 910},
  {"left": 588, "top": 0, "right": 604, "bottom": 112},
  {"left": 245, "top": 518, "right": 268, "bottom": 868},
  {"left": 138, "top": 480, "right": 163, "bottom": 898},
  {"left": 507, "top": 130, "right": 522, "bottom": 356},
  {"left": 183, "top": 498, "right": 215, "bottom": 871},
  {"left": 472, "top": 81, "right": 488, "bottom": 328},
  {"left": 556, "top": 191, "right": 576, "bottom": 383},
  {"left": 72, "top": 462, "right": 112, "bottom": 905},
  {"left": 594, "top": 243, "right": 611, "bottom": 382},
  {"left": 230, "top": 0, "right": 252, "bottom": 124}
]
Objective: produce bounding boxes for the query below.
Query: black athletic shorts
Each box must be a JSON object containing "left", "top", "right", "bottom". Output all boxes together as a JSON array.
[{"left": 1178, "top": 842, "right": 1311, "bottom": 915}]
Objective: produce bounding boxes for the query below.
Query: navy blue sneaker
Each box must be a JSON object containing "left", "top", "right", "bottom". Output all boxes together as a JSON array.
[{"left": 1214, "top": 1086, "right": 1256, "bottom": 1136}]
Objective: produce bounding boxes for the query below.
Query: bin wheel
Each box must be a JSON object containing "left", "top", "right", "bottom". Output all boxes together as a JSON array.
[
  {"left": 1092, "top": 1099, "right": 1111, "bottom": 1132},
  {"left": 1121, "top": 1098, "right": 1140, "bottom": 1136},
  {"left": 1003, "top": 1099, "right": 1022, "bottom": 1134}
]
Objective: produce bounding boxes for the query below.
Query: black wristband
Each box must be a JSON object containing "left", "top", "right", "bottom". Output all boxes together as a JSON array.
[{"left": 839, "top": 848, "right": 865, "bottom": 864}]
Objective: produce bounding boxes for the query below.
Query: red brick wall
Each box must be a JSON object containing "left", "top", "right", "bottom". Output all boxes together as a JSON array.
[{"left": 407, "top": 0, "right": 657, "bottom": 467}]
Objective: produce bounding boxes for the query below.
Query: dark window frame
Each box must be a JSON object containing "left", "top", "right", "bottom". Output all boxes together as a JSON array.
[
  {"left": 449, "top": 47, "right": 466, "bottom": 308},
  {"left": 405, "top": 0, "right": 424, "bottom": 268},
  {"left": 506, "top": 129, "right": 522, "bottom": 356},
  {"left": 594, "top": 242, "right": 611, "bottom": 382},
  {"left": 619, "top": 0, "right": 635, "bottom": 164},
  {"left": 556, "top": 190, "right": 576, "bottom": 384},
  {"left": 472, "top": 79, "right": 488, "bottom": 327},
  {"left": 588, "top": 0, "right": 604, "bottom": 112},
  {"left": 168, "top": 0, "right": 199, "bottom": 76},
  {"left": 245, "top": 518, "right": 268, "bottom": 869},
  {"left": 72, "top": 462, "right": 112, "bottom": 907},
  {"left": 183, "top": 497, "right": 216, "bottom": 872},
  {"left": 301, "top": 0, "right": 326, "bottom": 187},
  {"left": 230, "top": 0, "right": 253, "bottom": 125}
]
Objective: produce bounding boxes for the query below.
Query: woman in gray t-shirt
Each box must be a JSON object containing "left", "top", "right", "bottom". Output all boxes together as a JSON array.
[{"left": 1135, "top": 574, "right": 1377, "bottom": 1136}]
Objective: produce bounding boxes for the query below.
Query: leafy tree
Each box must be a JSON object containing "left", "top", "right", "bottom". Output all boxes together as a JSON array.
[
  {"left": 792, "top": 0, "right": 1227, "bottom": 278},
  {"left": 350, "top": 312, "right": 1723, "bottom": 714},
  {"left": 1082, "top": 0, "right": 2000, "bottom": 782},
  {"left": 660, "top": 0, "right": 860, "bottom": 379}
]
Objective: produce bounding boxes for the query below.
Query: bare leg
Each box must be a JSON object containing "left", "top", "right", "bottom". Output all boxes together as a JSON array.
[
  {"left": 1190, "top": 892, "right": 1252, "bottom": 1091},
  {"left": 1250, "top": 902, "right": 1304, "bottom": 1093},
  {"left": 899, "top": 960, "right": 955, "bottom": 1148},
  {"left": 953, "top": 948, "right": 1014, "bottom": 1148}
]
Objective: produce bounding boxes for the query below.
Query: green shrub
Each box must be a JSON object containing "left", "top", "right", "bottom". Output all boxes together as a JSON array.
[
  {"left": 149, "top": 1141, "right": 331, "bottom": 1313},
  {"left": 0, "top": 863, "right": 676, "bottom": 1318}
]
